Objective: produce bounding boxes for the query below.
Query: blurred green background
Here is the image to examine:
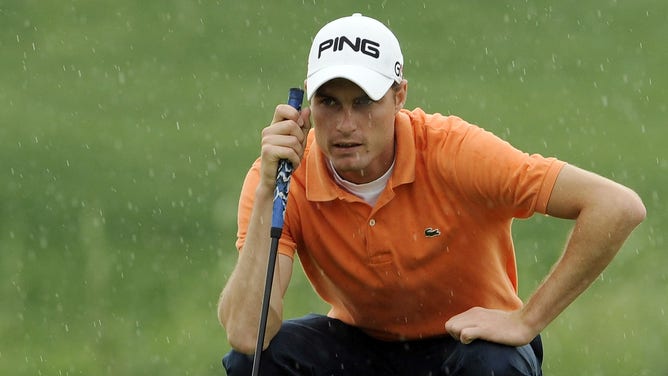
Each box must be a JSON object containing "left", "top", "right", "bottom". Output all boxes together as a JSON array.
[{"left": 1, "top": 1, "right": 666, "bottom": 375}]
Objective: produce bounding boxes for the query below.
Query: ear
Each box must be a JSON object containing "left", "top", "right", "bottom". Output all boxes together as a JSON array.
[{"left": 394, "top": 79, "right": 408, "bottom": 113}]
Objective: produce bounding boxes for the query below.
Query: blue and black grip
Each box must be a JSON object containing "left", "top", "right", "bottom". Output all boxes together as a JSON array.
[{"left": 270, "top": 88, "right": 304, "bottom": 239}]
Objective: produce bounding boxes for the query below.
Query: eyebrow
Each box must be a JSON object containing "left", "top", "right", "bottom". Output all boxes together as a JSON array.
[
  {"left": 313, "top": 90, "right": 374, "bottom": 102},
  {"left": 313, "top": 90, "right": 331, "bottom": 98}
]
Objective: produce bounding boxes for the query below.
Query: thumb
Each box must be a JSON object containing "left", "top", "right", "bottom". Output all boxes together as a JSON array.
[
  {"left": 299, "top": 108, "right": 312, "bottom": 148},
  {"left": 300, "top": 107, "right": 312, "bottom": 131}
]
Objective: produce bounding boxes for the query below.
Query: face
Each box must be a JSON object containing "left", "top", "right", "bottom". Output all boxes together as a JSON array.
[{"left": 309, "top": 78, "right": 407, "bottom": 184}]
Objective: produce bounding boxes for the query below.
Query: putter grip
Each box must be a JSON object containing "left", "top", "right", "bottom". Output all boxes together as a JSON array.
[{"left": 270, "top": 88, "right": 304, "bottom": 238}]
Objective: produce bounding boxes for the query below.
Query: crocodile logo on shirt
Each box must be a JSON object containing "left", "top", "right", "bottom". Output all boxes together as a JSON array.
[{"left": 424, "top": 227, "right": 441, "bottom": 237}]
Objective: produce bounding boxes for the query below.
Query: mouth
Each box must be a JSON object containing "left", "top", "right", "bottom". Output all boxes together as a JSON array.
[{"left": 333, "top": 142, "right": 363, "bottom": 149}]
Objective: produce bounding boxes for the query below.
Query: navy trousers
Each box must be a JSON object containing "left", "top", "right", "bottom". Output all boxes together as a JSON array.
[{"left": 223, "top": 314, "right": 543, "bottom": 376}]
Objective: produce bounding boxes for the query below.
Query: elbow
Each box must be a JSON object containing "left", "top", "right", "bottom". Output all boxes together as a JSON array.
[
  {"left": 218, "top": 301, "right": 257, "bottom": 355},
  {"left": 608, "top": 186, "right": 646, "bottom": 232},
  {"left": 226, "top": 329, "right": 259, "bottom": 355},
  {"left": 622, "top": 188, "right": 646, "bottom": 227},
  {"left": 220, "top": 304, "right": 283, "bottom": 355},
  {"left": 223, "top": 318, "right": 279, "bottom": 356},
  {"left": 217, "top": 292, "right": 281, "bottom": 355}
]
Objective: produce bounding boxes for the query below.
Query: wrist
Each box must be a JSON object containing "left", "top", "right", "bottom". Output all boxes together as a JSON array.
[
  {"left": 518, "top": 305, "right": 547, "bottom": 337},
  {"left": 255, "top": 183, "right": 275, "bottom": 201}
]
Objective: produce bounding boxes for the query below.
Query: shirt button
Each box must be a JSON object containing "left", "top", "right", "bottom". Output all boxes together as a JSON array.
[{"left": 369, "top": 219, "right": 376, "bottom": 226}]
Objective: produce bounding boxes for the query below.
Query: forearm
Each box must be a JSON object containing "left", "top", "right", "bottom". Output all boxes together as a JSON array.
[
  {"left": 445, "top": 164, "right": 645, "bottom": 346},
  {"left": 520, "top": 186, "right": 646, "bottom": 334},
  {"left": 218, "top": 185, "right": 286, "bottom": 353}
]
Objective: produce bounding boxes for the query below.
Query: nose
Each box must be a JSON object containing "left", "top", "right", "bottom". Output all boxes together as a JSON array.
[{"left": 335, "top": 107, "right": 356, "bottom": 133}]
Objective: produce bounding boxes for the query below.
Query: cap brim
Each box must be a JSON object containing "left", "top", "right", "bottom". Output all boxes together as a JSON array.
[{"left": 306, "top": 65, "right": 394, "bottom": 101}]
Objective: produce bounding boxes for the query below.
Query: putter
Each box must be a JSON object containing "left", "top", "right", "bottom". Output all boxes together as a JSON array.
[{"left": 251, "top": 88, "right": 304, "bottom": 376}]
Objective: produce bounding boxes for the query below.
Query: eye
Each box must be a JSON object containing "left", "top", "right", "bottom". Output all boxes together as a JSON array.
[
  {"left": 318, "top": 96, "right": 338, "bottom": 107},
  {"left": 354, "top": 96, "right": 375, "bottom": 106}
]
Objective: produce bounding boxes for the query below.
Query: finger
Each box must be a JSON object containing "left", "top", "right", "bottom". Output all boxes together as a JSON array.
[
  {"left": 444, "top": 319, "right": 461, "bottom": 341},
  {"left": 263, "top": 118, "right": 307, "bottom": 148},
  {"left": 261, "top": 134, "right": 304, "bottom": 166},
  {"left": 272, "top": 104, "right": 302, "bottom": 125},
  {"left": 445, "top": 321, "right": 478, "bottom": 344},
  {"left": 459, "top": 327, "right": 479, "bottom": 344}
]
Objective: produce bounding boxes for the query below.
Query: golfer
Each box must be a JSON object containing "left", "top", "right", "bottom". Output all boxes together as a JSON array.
[{"left": 219, "top": 13, "right": 645, "bottom": 375}]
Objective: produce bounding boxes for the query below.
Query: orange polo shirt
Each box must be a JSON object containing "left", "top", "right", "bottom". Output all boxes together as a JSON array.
[{"left": 236, "top": 108, "right": 566, "bottom": 341}]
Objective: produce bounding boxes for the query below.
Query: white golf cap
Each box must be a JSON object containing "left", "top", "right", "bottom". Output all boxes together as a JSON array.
[{"left": 306, "top": 13, "right": 404, "bottom": 101}]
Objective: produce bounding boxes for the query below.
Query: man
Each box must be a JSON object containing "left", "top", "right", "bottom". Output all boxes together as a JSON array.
[{"left": 218, "top": 13, "right": 645, "bottom": 375}]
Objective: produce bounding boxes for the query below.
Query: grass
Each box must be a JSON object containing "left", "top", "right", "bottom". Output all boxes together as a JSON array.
[{"left": 1, "top": 1, "right": 666, "bottom": 374}]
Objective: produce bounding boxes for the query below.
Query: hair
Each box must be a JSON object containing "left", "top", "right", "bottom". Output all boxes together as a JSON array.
[{"left": 391, "top": 81, "right": 402, "bottom": 91}]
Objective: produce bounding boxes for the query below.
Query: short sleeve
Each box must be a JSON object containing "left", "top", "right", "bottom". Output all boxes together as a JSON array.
[
  {"left": 434, "top": 121, "right": 566, "bottom": 218},
  {"left": 235, "top": 158, "right": 297, "bottom": 258}
]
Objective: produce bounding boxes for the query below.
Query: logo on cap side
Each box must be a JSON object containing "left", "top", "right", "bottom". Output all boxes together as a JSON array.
[
  {"left": 318, "top": 36, "right": 380, "bottom": 59},
  {"left": 394, "top": 61, "right": 402, "bottom": 78}
]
